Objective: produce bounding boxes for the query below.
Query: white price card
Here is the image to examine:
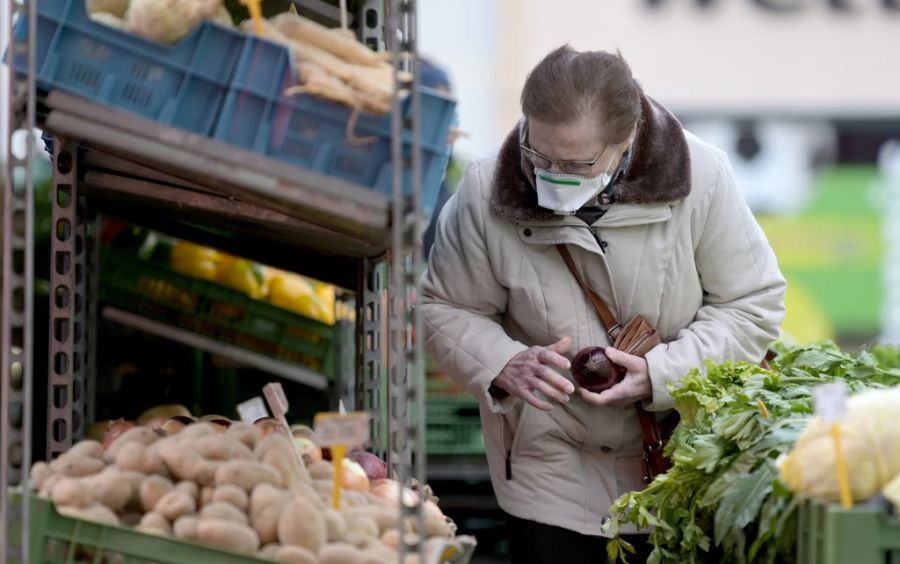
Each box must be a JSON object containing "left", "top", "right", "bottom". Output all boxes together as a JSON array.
[
  {"left": 263, "top": 382, "right": 289, "bottom": 420},
  {"left": 237, "top": 396, "right": 269, "bottom": 424},
  {"left": 814, "top": 381, "right": 849, "bottom": 424},
  {"left": 314, "top": 412, "right": 370, "bottom": 448}
]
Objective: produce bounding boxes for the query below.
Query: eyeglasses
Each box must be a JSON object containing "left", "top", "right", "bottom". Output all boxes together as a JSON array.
[
  {"left": 520, "top": 142, "right": 613, "bottom": 176},
  {"left": 520, "top": 122, "right": 626, "bottom": 176}
]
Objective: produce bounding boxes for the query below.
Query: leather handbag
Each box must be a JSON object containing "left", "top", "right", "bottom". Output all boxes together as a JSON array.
[{"left": 556, "top": 244, "right": 678, "bottom": 484}]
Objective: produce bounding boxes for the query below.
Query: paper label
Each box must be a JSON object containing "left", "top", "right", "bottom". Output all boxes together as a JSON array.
[
  {"left": 814, "top": 381, "right": 848, "bottom": 423},
  {"left": 263, "top": 382, "right": 289, "bottom": 419},
  {"left": 314, "top": 411, "right": 370, "bottom": 447},
  {"left": 237, "top": 396, "right": 269, "bottom": 424}
]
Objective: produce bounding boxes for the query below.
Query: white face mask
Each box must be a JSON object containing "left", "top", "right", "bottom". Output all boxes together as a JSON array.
[{"left": 534, "top": 168, "right": 614, "bottom": 215}]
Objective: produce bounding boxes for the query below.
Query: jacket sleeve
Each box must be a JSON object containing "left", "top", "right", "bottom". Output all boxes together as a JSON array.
[
  {"left": 420, "top": 161, "right": 528, "bottom": 414},
  {"left": 644, "top": 154, "right": 786, "bottom": 411}
]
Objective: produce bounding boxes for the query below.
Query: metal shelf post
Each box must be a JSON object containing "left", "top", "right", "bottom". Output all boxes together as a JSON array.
[
  {"left": 386, "top": 0, "right": 427, "bottom": 558},
  {"left": 359, "top": 258, "right": 387, "bottom": 457},
  {"left": 1, "top": 0, "right": 37, "bottom": 560},
  {"left": 47, "top": 139, "right": 81, "bottom": 458}
]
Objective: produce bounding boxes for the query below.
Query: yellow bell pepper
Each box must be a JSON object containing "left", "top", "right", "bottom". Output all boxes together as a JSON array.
[
  {"left": 217, "top": 256, "right": 267, "bottom": 299},
  {"left": 269, "top": 274, "right": 335, "bottom": 325},
  {"left": 170, "top": 241, "right": 220, "bottom": 281}
]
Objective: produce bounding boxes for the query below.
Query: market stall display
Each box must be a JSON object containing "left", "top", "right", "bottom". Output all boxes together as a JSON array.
[
  {"left": 606, "top": 343, "right": 900, "bottom": 564},
  {"left": 1, "top": 0, "right": 444, "bottom": 562},
  {"left": 25, "top": 412, "right": 475, "bottom": 563}
]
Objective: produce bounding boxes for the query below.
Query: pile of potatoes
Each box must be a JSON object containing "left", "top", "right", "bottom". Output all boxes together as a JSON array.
[{"left": 30, "top": 420, "right": 456, "bottom": 564}]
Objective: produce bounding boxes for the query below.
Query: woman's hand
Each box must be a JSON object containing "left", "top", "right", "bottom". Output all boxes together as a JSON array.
[
  {"left": 578, "top": 347, "right": 652, "bottom": 407},
  {"left": 492, "top": 337, "right": 575, "bottom": 411}
]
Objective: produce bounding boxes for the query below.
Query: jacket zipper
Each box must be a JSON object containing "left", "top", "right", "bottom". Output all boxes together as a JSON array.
[
  {"left": 589, "top": 226, "right": 622, "bottom": 317},
  {"left": 500, "top": 415, "right": 512, "bottom": 480}
]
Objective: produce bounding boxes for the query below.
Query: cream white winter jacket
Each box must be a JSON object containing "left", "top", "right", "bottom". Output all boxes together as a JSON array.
[{"left": 421, "top": 95, "right": 786, "bottom": 536}]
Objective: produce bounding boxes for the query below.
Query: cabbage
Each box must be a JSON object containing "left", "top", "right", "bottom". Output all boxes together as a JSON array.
[{"left": 780, "top": 387, "right": 900, "bottom": 503}]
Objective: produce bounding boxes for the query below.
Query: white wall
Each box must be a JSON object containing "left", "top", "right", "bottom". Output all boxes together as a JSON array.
[
  {"left": 420, "top": 0, "right": 900, "bottom": 157},
  {"left": 418, "top": 0, "right": 504, "bottom": 158}
]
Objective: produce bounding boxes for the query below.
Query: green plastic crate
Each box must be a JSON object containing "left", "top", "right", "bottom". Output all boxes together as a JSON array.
[
  {"left": 8, "top": 494, "right": 268, "bottom": 564},
  {"left": 100, "top": 248, "right": 336, "bottom": 379},
  {"left": 426, "top": 396, "right": 484, "bottom": 455},
  {"left": 797, "top": 502, "right": 900, "bottom": 564}
]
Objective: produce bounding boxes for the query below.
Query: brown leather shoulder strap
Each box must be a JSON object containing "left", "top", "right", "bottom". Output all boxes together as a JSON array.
[
  {"left": 635, "top": 404, "right": 662, "bottom": 447},
  {"left": 556, "top": 244, "right": 666, "bottom": 459},
  {"left": 555, "top": 244, "right": 621, "bottom": 339}
]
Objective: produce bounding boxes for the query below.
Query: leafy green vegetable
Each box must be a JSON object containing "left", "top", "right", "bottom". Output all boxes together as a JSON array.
[{"left": 606, "top": 342, "right": 900, "bottom": 563}]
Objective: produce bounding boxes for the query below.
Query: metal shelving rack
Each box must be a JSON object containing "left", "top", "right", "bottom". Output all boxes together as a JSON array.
[{"left": 0, "top": 0, "right": 429, "bottom": 561}]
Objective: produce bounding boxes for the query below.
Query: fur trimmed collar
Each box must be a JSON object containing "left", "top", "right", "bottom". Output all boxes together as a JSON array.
[{"left": 489, "top": 94, "right": 692, "bottom": 223}]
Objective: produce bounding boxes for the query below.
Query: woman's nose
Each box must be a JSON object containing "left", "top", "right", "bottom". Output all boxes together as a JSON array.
[{"left": 548, "top": 162, "right": 564, "bottom": 174}]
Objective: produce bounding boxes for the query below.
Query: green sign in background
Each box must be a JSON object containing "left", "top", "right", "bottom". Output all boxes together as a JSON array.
[{"left": 758, "top": 166, "right": 885, "bottom": 338}]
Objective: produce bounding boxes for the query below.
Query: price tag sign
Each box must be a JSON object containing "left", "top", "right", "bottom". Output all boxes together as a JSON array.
[
  {"left": 313, "top": 412, "right": 370, "bottom": 449},
  {"left": 814, "top": 381, "right": 848, "bottom": 423},
  {"left": 263, "top": 382, "right": 289, "bottom": 421},
  {"left": 237, "top": 396, "right": 269, "bottom": 424}
]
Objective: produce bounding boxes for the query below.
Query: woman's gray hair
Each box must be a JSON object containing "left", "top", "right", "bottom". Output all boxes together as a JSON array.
[{"left": 521, "top": 46, "right": 642, "bottom": 144}]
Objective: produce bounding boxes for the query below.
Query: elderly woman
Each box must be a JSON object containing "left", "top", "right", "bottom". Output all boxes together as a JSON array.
[{"left": 420, "top": 46, "right": 786, "bottom": 563}]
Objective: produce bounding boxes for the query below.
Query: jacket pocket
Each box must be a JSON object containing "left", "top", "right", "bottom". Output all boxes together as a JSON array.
[
  {"left": 501, "top": 403, "right": 532, "bottom": 480},
  {"left": 614, "top": 452, "right": 646, "bottom": 498}
]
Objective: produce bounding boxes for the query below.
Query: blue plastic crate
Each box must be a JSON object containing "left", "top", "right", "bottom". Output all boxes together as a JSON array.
[
  {"left": 13, "top": 0, "right": 245, "bottom": 135},
  {"left": 214, "top": 35, "right": 457, "bottom": 215}
]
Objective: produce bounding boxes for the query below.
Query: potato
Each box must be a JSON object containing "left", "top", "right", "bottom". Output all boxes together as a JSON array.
[
  {"left": 140, "top": 475, "right": 174, "bottom": 512},
  {"left": 154, "top": 490, "right": 196, "bottom": 521},
  {"left": 105, "top": 427, "right": 157, "bottom": 460},
  {"left": 346, "top": 505, "right": 401, "bottom": 533},
  {"left": 201, "top": 501, "right": 248, "bottom": 525},
  {"left": 200, "top": 485, "right": 215, "bottom": 507},
  {"left": 312, "top": 480, "right": 333, "bottom": 497},
  {"left": 228, "top": 440, "right": 255, "bottom": 461},
  {"left": 360, "top": 542, "right": 395, "bottom": 564},
  {"left": 196, "top": 519, "right": 261, "bottom": 554},
  {"left": 50, "top": 453, "right": 105, "bottom": 477},
  {"left": 345, "top": 515, "right": 379, "bottom": 547},
  {"left": 83, "top": 467, "right": 133, "bottom": 511},
  {"left": 173, "top": 515, "right": 201, "bottom": 541},
  {"left": 137, "top": 512, "right": 172, "bottom": 537},
  {"left": 120, "top": 470, "right": 146, "bottom": 507},
  {"left": 174, "top": 480, "right": 200, "bottom": 500},
  {"left": 324, "top": 508, "right": 347, "bottom": 542},
  {"left": 290, "top": 481, "right": 324, "bottom": 508},
  {"left": 39, "top": 474, "right": 62, "bottom": 499},
  {"left": 30, "top": 461, "right": 51, "bottom": 491},
  {"left": 52, "top": 477, "right": 92, "bottom": 507},
  {"left": 319, "top": 543, "right": 365, "bottom": 564},
  {"left": 69, "top": 440, "right": 104, "bottom": 460},
  {"left": 224, "top": 422, "right": 258, "bottom": 450},
  {"left": 213, "top": 484, "right": 249, "bottom": 511},
  {"left": 157, "top": 442, "right": 215, "bottom": 485},
  {"left": 121, "top": 512, "right": 143, "bottom": 527},
  {"left": 250, "top": 483, "right": 290, "bottom": 544},
  {"left": 308, "top": 461, "right": 334, "bottom": 480},
  {"left": 380, "top": 529, "right": 400, "bottom": 549},
  {"left": 276, "top": 545, "right": 319, "bottom": 564},
  {"left": 278, "top": 496, "right": 327, "bottom": 552},
  {"left": 258, "top": 543, "right": 281, "bottom": 559},
  {"left": 425, "top": 515, "right": 453, "bottom": 538},
  {"left": 215, "top": 460, "right": 280, "bottom": 491},
  {"left": 343, "top": 491, "right": 371, "bottom": 508},
  {"left": 115, "top": 442, "right": 165, "bottom": 474},
  {"left": 177, "top": 422, "right": 219, "bottom": 441},
  {"left": 263, "top": 448, "right": 307, "bottom": 488},
  {"left": 193, "top": 435, "right": 231, "bottom": 461},
  {"left": 57, "top": 503, "right": 119, "bottom": 526}
]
